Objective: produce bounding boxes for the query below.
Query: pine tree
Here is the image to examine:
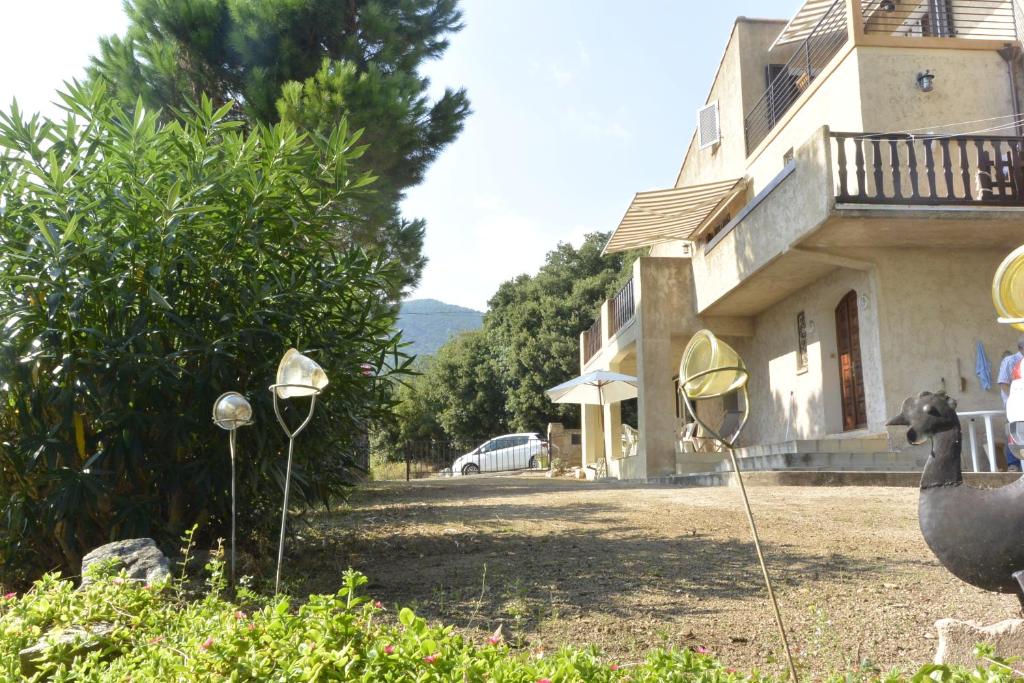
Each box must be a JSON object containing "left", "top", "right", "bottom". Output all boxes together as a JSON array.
[{"left": 89, "top": 0, "right": 470, "bottom": 293}]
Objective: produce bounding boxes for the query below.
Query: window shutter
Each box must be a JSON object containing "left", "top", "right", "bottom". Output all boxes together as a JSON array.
[{"left": 697, "top": 101, "right": 721, "bottom": 150}]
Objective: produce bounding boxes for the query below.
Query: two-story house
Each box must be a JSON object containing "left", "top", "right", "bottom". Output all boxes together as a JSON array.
[{"left": 580, "top": 0, "right": 1024, "bottom": 480}]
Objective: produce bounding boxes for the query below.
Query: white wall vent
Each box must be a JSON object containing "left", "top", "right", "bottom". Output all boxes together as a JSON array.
[{"left": 697, "top": 101, "right": 721, "bottom": 150}]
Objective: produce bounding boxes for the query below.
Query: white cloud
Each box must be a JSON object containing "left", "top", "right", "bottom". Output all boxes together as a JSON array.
[
  {"left": 577, "top": 41, "right": 591, "bottom": 67},
  {"left": 550, "top": 65, "right": 574, "bottom": 86}
]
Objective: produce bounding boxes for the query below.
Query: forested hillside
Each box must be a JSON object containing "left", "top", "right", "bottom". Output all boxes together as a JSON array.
[{"left": 398, "top": 299, "right": 483, "bottom": 357}]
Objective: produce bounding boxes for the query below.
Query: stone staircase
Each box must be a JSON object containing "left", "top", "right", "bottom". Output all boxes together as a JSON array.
[{"left": 649, "top": 433, "right": 1017, "bottom": 487}]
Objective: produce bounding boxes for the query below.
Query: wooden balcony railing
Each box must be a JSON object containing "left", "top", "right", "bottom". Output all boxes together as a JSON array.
[
  {"left": 831, "top": 132, "right": 1024, "bottom": 205},
  {"left": 860, "top": 0, "right": 1018, "bottom": 41},
  {"left": 583, "top": 317, "right": 602, "bottom": 365},
  {"left": 608, "top": 279, "right": 635, "bottom": 337}
]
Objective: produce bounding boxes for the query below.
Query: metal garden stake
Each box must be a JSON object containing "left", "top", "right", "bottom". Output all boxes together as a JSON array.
[
  {"left": 211, "top": 391, "right": 254, "bottom": 586},
  {"left": 269, "top": 348, "right": 329, "bottom": 594}
]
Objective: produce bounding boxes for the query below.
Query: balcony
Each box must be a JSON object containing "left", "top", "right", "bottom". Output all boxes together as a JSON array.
[
  {"left": 583, "top": 317, "right": 602, "bottom": 364},
  {"left": 831, "top": 132, "right": 1024, "bottom": 205},
  {"left": 745, "top": 0, "right": 1021, "bottom": 157},
  {"left": 608, "top": 279, "right": 636, "bottom": 337}
]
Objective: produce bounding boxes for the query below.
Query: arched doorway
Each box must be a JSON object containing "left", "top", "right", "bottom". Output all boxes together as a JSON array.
[{"left": 835, "top": 290, "right": 867, "bottom": 431}]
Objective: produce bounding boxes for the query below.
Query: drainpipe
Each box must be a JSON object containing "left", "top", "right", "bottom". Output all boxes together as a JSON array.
[{"left": 999, "top": 44, "right": 1023, "bottom": 138}]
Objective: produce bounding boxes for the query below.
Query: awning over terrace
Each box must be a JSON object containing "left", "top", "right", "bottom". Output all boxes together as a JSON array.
[
  {"left": 602, "top": 177, "right": 743, "bottom": 254},
  {"left": 770, "top": 0, "right": 837, "bottom": 49}
]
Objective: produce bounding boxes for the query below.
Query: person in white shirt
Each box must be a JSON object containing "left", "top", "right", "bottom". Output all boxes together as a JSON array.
[{"left": 998, "top": 337, "right": 1024, "bottom": 471}]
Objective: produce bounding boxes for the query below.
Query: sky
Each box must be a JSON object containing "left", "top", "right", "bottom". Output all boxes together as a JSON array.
[{"left": 0, "top": 0, "right": 800, "bottom": 311}]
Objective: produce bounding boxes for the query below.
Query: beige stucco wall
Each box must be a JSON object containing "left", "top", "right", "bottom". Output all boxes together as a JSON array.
[
  {"left": 633, "top": 257, "right": 704, "bottom": 478},
  {"left": 725, "top": 246, "right": 1016, "bottom": 446},
  {"left": 856, "top": 46, "right": 1017, "bottom": 136},
  {"left": 746, "top": 47, "right": 865, "bottom": 192},
  {"left": 675, "top": 19, "right": 786, "bottom": 190},
  {"left": 870, "top": 248, "right": 1017, "bottom": 419},
  {"left": 690, "top": 127, "right": 835, "bottom": 313}
]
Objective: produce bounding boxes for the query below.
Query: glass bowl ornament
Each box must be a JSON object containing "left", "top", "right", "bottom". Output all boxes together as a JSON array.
[
  {"left": 273, "top": 348, "right": 329, "bottom": 398},
  {"left": 212, "top": 391, "right": 254, "bottom": 429}
]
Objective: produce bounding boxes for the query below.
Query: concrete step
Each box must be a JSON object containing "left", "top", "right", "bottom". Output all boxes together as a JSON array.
[
  {"left": 649, "top": 470, "right": 1023, "bottom": 488},
  {"left": 733, "top": 435, "right": 892, "bottom": 458},
  {"left": 699, "top": 450, "right": 929, "bottom": 474}
]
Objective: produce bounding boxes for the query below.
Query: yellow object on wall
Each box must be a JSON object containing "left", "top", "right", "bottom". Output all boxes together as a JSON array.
[{"left": 993, "top": 245, "right": 1024, "bottom": 332}]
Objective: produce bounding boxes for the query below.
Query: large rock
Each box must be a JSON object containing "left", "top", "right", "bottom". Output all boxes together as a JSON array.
[
  {"left": 19, "top": 624, "right": 115, "bottom": 677},
  {"left": 80, "top": 538, "right": 170, "bottom": 587},
  {"left": 934, "top": 618, "right": 1024, "bottom": 665}
]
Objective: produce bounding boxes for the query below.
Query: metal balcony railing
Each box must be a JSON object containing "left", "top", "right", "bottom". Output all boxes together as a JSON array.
[
  {"left": 583, "top": 317, "right": 602, "bottom": 364},
  {"left": 860, "top": 0, "right": 1018, "bottom": 41},
  {"left": 831, "top": 132, "right": 1024, "bottom": 204},
  {"left": 744, "top": 0, "right": 849, "bottom": 155},
  {"left": 608, "top": 279, "right": 635, "bottom": 337}
]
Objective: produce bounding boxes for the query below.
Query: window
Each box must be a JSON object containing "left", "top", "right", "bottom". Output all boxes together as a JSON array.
[
  {"left": 510, "top": 436, "right": 529, "bottom": 447},
  {"left": 703, "top": 213, "right": 732, "bottom": 246},
  {"left": 796, "top": 310, "right": 809, "bottom": 374},
  {"left": 570, "top": 433, "right": 581, "bottom": 446}
]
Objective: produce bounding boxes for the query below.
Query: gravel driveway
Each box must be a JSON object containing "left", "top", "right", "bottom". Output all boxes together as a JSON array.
[{"left": 292, "top": 475, "right": 1020, "bottom": 678}]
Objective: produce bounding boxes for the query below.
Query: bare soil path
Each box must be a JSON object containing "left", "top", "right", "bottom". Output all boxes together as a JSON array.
[{"left": 291, "top": 475, "right": 1019, "bottom": 678}]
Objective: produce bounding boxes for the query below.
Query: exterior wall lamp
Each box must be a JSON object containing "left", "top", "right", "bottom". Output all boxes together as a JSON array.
[{"left": 917, "top": 70, "right": 936, "bottom": 92}]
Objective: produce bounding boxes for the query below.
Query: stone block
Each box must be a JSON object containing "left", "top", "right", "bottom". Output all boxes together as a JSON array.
[
  {"left": 80, "top": 538, "right": 170, "bottom": 587},
  {"left": 20, "top": 624, "right": 115, "bottom": 677},
  {"left": 934, "top": 618, "right": 1024, "bottom": 665}
]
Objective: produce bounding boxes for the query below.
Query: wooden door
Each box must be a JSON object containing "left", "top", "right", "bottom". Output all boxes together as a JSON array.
[{"left": 835, "top": 290, "right": 867, "bottom": 431}]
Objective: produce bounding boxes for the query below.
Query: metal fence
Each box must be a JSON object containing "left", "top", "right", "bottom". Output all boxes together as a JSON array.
[{"left": 372, "top": 439, "right": 552, "bottom": 481}]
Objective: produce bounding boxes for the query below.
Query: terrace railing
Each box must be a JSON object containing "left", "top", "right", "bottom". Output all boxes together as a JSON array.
[
  {"left": 608, "top": 278, "right": 636, "bottom": 337},
  {"left": 831, "top": 131, "right": 1024, "bottom": 205},
  {"left": 744, "top": 0, "right": 849, "bottom": 155},
  {"left": 860, "top": 0, "right": 1018, "bottom": 41},
  {"left": 583, "top": 316, "right": 602, "bottom": 364}
]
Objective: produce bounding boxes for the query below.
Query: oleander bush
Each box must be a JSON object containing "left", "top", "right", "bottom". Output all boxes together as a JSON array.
[
  {"left": 1, "top": 559, "right": 1020, "bottom": 682},
  {"left": 0, "top": 82, "right": 410, "bottom": 586}
]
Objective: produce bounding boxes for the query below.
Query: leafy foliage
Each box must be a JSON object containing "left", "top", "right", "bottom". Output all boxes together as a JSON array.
[
  {"left": 381, "top": 233, "right": 635, "bottom": 447},
  {"left": 87, "top": 0, "right": 471, "bottom": 293},
  {"left": 0, "top": 83, "right": 408, "bottom": 585},
  {"left": 1, "top": 562, "right": 1019, "bottom": 681}
]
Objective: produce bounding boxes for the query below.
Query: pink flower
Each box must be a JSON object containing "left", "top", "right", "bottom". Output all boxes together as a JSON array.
[
  {"left": 112, "top": 577, "right": 126, "bottom": 585},
  {"left": 2, "top": 592, "right": 15, "bottom": 600},
  {"left": 487, "top": 636, "right": 501, "bottom": 646},
  {"left": 537, "top": 679, "right": 553, "bottom": 683},
  {"left": 247, "top": 623, "right": 255, "bottom": 631},
  {"left": 143, "top": 583, "right": 152, "bottom": 590},
  {"left": 695, "top": 646, "right": 709, "bottom": 654},
  {"left": 374, "top": 600, "right": 383, "bottom": 610},
  {"left": 423, "top": 654, "right": 438, "bottom": 664},
  {"left": 383, "top": 644, "right": 395, "bottom": 655},
  {"left": 610, "top": 663, "right": 620, "bottom": 670},
  {"left": 201, "top": 637, "right": 214, "bottom": 650},
  {"left": 234, "top": 610, "right": 246, "bottom": 620},
  {"left": 726, "top": 668, "right": 737, "bottom": 674},
  {"left": 360, "top": 363, "right": 375, "bottom": 377},
  {"left": 148, "top": 636, "right": 164, "bottom": 645}
]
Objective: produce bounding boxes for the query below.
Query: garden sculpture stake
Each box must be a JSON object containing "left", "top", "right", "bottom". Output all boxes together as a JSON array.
[
  {"left": 680, "top": 330, "right": 798, "bottom": 683},
  {"left": 270, "top": 349, "right": 328, "bottom": 594},
  {"left": 888, "top": 391, "right": 1024, "bottom": 610},
  {"left": 211, "top": 392, "right": 253, "bottom": 586}
]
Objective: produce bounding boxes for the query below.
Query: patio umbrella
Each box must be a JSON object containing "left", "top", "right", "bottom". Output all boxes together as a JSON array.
[{"left": 545, "top": 371, "right": 638, "bottom": 406}]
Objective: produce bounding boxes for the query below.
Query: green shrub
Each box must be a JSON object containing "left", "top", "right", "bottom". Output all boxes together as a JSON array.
[
  {"left": 0, "top": 82, "right": 409, "bottom": 585},
  {"left": 1, "top": 562, "right": 1020, "bottom": 682}
]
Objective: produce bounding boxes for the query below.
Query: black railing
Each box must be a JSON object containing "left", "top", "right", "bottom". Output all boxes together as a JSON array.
[
  {"left": 608, "top": 279, "right": 635, "bottom": 337},
  {"left": 583, "top": 316, "right": 602, "bottom": 364},
  {"left": 861, "top": 0, "right": 1017, "bottom": 40},
  {"left": 831, "top": 132, "right": 1024, "bottom": 204},
  {"left": 744, "top": 0, "right": 849, "bottom": 155}
]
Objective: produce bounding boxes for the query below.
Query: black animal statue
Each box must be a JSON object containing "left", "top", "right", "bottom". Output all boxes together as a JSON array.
[{"left": 888, "top": 390, "right": 1024, "bottom": 609}]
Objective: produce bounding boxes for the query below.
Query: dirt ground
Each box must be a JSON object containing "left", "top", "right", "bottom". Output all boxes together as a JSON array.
[{"left": 290, "top": 474, "right": 1021, "bottom": 678}]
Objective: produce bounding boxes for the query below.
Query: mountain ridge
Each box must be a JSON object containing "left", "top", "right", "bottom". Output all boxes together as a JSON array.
[{"left": 397, "top": 298, "right": 483, "bottom": 357}]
